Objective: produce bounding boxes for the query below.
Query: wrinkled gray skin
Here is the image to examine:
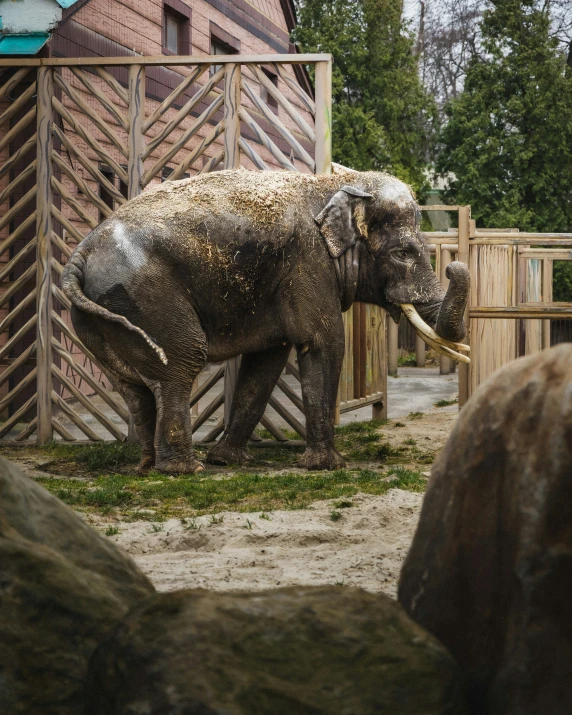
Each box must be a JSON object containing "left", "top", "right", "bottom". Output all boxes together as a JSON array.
[{"left": 62, "top": 170, "right": 469, "bottom": 473}]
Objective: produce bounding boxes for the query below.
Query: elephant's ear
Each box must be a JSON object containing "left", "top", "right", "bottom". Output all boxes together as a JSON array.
[{"left": 314, "top": 186, "right": 374, "bottom": 258}]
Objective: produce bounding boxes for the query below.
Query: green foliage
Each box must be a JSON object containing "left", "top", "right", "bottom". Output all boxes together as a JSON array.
[
  {"left": 292, "top": 0, "right": 436, "bottom": 194},
  {"left": 553, "top": 261, "right": 572, "bottom": 302},
  {"left": 437, "top": 0, "right": 572, "bottom": 232}
]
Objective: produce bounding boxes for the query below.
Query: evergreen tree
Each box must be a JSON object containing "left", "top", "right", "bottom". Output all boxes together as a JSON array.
[
  {"left": 437, "top": 0, "right": 572, "bottom": 232},
  {"left": 292, "top": 0, "right": 436, "bottom": 193}
]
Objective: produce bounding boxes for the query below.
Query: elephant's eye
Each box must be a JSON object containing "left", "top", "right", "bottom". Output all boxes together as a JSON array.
[{"left": 394, "top": 249, "right": 410, "bottom": 261}]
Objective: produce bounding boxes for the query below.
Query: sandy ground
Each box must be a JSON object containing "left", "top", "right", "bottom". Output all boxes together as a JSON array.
[
  {"left": 103, "top": 490, "right": 423, "bottom": 598},
  {"left": 85, "top": 411, "right": 457, "bottom": 598}
]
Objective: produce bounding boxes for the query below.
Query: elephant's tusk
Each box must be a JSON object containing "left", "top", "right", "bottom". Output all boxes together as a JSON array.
[{"left": 400, "top": 303, "right": 471, "bottom": 365}]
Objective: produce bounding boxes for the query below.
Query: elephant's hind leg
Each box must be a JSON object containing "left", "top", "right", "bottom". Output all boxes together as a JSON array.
[
  {"left": 113, "top": 378, "right": 156, "bottom": 473},
  {"left": 207, "top": 344, "right": 291, "bottom": 465}
]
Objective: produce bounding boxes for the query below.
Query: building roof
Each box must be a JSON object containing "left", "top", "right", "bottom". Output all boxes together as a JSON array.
[{"left": 0, "top": 33, "right": 50, "bottom": 55}]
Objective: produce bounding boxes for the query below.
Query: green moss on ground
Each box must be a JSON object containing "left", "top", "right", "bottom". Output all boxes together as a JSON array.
[{"left": 0, "top": 419, "right": 436, "bottom": 519}]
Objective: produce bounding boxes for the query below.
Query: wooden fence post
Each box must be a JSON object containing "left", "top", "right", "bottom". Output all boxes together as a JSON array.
[
  {"left": 223, "top": 63, "right": 242, "bottom": 428},
  {"left": 127, "top": 64, "right": 145, "bottom": 442},
  {"left": 457, "top": 206, "right": 471, "bottom": 406},
  {"left": 36, "top": 66, "right": 54, "bottom": 444},
  {"left": 439, "top": 248, "right": 453, "bottom": 375},
  {"left": 387, "top": 314, "right": 398, "bottom": 376},
  {"left": 314, "top": 60, "right": 332, "bottom": 176}
]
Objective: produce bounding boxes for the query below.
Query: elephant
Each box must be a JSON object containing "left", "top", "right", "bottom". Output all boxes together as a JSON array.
[{"left": 62, "top": 169, "right": 469, "bottom": 474}]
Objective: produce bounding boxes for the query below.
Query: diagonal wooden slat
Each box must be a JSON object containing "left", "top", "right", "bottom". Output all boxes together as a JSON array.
[
  {"left": 142, "top": 65, "right": 225, "bottom": 159},
  {"left": 200, "top": 417, "right": 224, "bottom": 443},
  {"left": 169, "top": 120, "right": 224, "bottom": 181},
  {"left": 0, "top": 134, "right": 36, "bottom": 180},
  {"left": 0, "top": 106, "right": 35, "bottom": 154},
  {"left": 51, "top": 256, "right": 63, "bottom": 278},
  {"left": 15, "top": 416, "right": 38, "bottom": 442},
  {"left": 53, "top": 124, "right": 126, "bottom": 205},
  {"left": 0, "top": 212, "right": 36, "bottom": 259},
  {"left": 69, "top": 67, "right": 129, "bottom": 131},
  {"left": 0, "top": 394, "right": 37, "bottom": 440},
  {"left": 52, "top": 310, "right": 101, "bottom": 367},
  {"left": 51, "top": 231, "right": 73, "bottom": 261},
  {"left": 0, "top": 238, "right": 37, "bottom": 283},
  {"left": 0, "top": 185, "right": 36, "bottom": 234},
  {"left": 276, "top": 376, "right": 304, "bottom": 412},
  {"left": 0, "top": 264, "right": 37, "bottom": 310},
  {"left": 238, "top": 136, "right": 269, "bottom": 170},
  {"left": 0, "top": 67, "right": 32, "bottom": 101},
  {"left": 271, "top": 62, "right": 316, "bottom": 116},
  {"left": 0, "top": 290, "right": 36, "bottom": 336},
  {"left": 0, "top": 367, "right": 37, "bottom": 415},
  {"left": 93, "top": 66, "right": 129, "bottom": 106},
  {"left": 52, "top": 337, "right": 130, "bottom": 422},
  {"left": 248, "top": 65, "right": 315, "bottom": 143},
  {"left": 198, "top": 148, "right": 225, "bottom": 174},
  {"left": 191, "top": 390, "right": 224, "bottom": 434},
  {"left": 143, "top": 94, "right": 223, "bottom": 186},
  {"left": 51, "top": 205, "right": 88, "bottom": 246},
  {"left": 52, "top": 152, "right": 113, "bottom": 219},
  {"left": 53, "top": 97, "right": 128, "bottom": 182},
  {"left": 268, "top": 394, "right": 307, "bottom": 439},
  {"left": 239, "top": 107, "right": 296, "bottom": 171},
  {"left": 242, "top": 81, "right": 315, "bottom": 170},
  {"left": 51, "top": 176, "right": 98, "bottom": 230},
  {"left": 189, "top": 366, "right": 224, "bottom": 407},
  {"left": 52, "top": 283, "right": 71, "bottom": 311},
  {"left": 53, "top": 364, "right": 126, "bottom": 441},
  {"left": 51, "top": 390, "right": 103, "bottom": 441},
  {"left": 53, "top": 71, "right": 128, "bottom": 158},
  {"left": 51, "top": 416, "right": 77, "bottom": 442},
  {"left": 260, "top": 414, "right": 288, "bottom": 441},
  {"left": 0, "top": 342, "right": 36, "bottom": 389},
  {"left": 0, "top": 159, "right": 37, "bottom": 207},
  {"left": 0, "top": 81, "right": 37, "bottom": 128},
  {"left": 143, "top": 64, "right": 207, "bottom": 133},
  {"left": 0, "top": 314, "right": 37, "bottom": 362}
]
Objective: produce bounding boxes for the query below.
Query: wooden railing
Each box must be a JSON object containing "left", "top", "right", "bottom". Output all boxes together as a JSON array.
[
  {"left": 0, "top": 54, "right": 386, "bottom": 444},
  {"left": 411, "top": 207, "right": 572, "bottom": 404}
]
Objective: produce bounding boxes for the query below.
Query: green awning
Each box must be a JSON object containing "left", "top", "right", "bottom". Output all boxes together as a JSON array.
[{"left": 0, "top": 33, "right": 50, "bottom": 56}]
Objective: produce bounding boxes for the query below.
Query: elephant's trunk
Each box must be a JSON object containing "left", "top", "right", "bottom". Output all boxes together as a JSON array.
[
  {"left": 402, "top": 261, "right": 471, "bottom": 364},
  {"left": 434, "top": 261, "right": 470, "bottom": 343}
]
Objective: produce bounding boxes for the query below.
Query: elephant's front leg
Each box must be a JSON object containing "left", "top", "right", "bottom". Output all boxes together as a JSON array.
[
  {"left": 297, "top": 326, "right": 345, "bottom": 471},
  {"left": 207, "top": 344, "right": 292, "bottom": 465}
]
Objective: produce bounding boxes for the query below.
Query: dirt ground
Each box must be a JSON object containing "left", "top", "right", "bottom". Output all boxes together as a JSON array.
[{"left": 5, "top": 410, "right": 457, "bottom": 599}]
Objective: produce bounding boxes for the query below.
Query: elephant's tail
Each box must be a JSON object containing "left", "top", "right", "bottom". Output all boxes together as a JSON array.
[{"left": 61, "top": 246, "right": 168, "bottom": 366}]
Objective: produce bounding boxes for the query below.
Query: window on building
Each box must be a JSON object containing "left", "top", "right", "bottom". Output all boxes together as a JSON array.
[
  {"left": 209, "top": 26, "right": 240, "bottom": 76},
  {"left": 261, "top": 68, "right": 279, "bottom": 114},
  {"left": 162, "top": 1, "right": 191, "bottom": 56}
]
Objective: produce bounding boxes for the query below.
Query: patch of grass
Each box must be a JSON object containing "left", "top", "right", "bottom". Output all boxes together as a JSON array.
[
  {"left": 42, "top": 441, "right": 142, "bottom": 472},
  {"left": 330, "top": 510, "right": 342, "bottom": 522},
  {"left": 104, "top": 525, "right": 119, "bottom": 536},
  {"left": 394, "top": 422, "right": 406, "bottom": 428},
  {"left": 398, "top": 352, "right": 417, "bottom": 367},
  {"left": 243, "top": 518, "right": 254, "bottom": 530},
  {"left": 35, "top": 465, "right": 427, "bottom": 519},
  {"left": 260, "top": 512, "right": 272, "bottom": 520},
  {"left": 333, "top": 499, "right": 353, "bottom": 509},
  {"left": 149, "top": 523, "right": 164, "bottom": 533},
  {"left": 408, "top": 412, "right": 424, "bottom": 420},
  {"left": 404, "top": 438, "right": 416, "bottom": 446},
  {"left": 434, "top": 397, "right": 458, "bottom": 408}
]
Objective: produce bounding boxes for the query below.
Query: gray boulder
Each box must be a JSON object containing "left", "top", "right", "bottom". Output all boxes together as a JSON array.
[
  {"left": 85, "top": 585, "right": 465, "bottom": 714},
  {"left": 399, "top": 344, "right": 572, "bottom": 714},
  {"left": 0, "top": 457, "right": 154, "bottom": 714}
]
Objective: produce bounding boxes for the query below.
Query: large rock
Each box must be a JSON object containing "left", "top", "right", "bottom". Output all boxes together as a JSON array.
[
  {"left": 399, "top": 344, "right": 572, "bottom": 714},
  {"left": 0, "top": 457, "right": 154, "bottom": 714},
  {"left": 85, "top": 585, "right": 465, "bottom": 714}
]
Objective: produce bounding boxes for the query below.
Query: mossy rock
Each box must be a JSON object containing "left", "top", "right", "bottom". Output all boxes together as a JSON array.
[
  {"left": 0, "top": 457, "right": 154, "bottom": 714},
  {"left": 86, "top": 586, "right": 466, "bottom": 714}
]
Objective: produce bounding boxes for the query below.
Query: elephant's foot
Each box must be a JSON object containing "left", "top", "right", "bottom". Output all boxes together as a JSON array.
[
  {"left": 155, "top": 457, "right": 204, "bottom": 475},
  {"left": 136, "top": 454, "right": 155, "bottom": 475},
  {"left": 207, "top": 440, "right": 252, "bottom": 466},
  {"left": 298, "top": 446, "right": 346, "bottom": 471}
]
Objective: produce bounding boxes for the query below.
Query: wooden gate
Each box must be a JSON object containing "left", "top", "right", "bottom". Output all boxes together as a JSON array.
[{"left": 0, "top": 54, "right": 386, "bottom": 445}]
